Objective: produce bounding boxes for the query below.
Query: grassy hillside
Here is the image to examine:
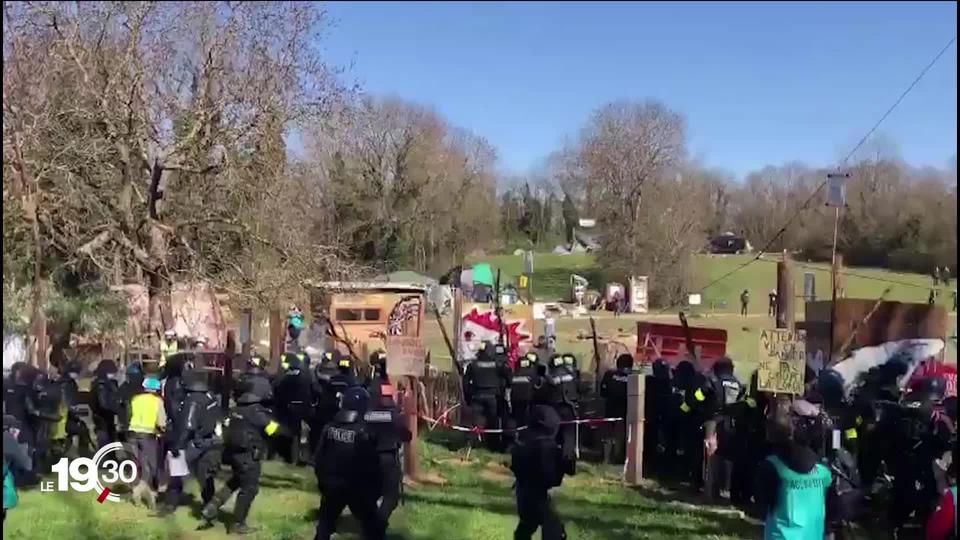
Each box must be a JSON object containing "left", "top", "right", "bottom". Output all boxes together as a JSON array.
[
  {"left": 470, "top": 252, "right": 953, "bottom": 311},
  {"left": 6, "top": 434, "right": 758, "bottom": 540}
]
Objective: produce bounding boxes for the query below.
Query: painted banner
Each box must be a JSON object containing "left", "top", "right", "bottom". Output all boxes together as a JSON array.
[
  {"left": 757, "top": 329, "right": 807, "bottom": 395},
  {"left": 386, "top": 335, "right": 427, "bottom": 377},
  {"left": 460, "top": 302, "right": 534, "bottom": 368},
  {"left": 909, "top": 361, "right": 958, "bottom": 397}
]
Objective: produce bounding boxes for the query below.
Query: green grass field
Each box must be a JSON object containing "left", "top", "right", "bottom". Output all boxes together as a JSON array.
[
  {"left": 4, "top": 433, "right": 759, "bottom": 539},
  {"left": 471, "top": 252, "right": 953, "bottom": 310}
]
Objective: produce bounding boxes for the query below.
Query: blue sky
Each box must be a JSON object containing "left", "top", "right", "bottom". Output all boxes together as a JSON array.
[{"left": 320, "top": 1, "right": 957, "bottom": 179}]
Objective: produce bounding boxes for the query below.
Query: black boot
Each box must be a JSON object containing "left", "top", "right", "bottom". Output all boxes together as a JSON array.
[{"left": 230, "top": 522, "right": 257, "bottom": 535}]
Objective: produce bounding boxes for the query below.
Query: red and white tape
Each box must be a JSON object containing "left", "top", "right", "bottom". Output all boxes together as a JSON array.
[{"left": 419, "top": 413, "right": 624, "bottom": 435}]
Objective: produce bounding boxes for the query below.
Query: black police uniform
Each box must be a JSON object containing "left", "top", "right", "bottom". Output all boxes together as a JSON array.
[
  {"left": 117, "top": 363, "right": 145, "bottom": 437},
  {"left": 364, "top": 379, "right": 412, "bottom": 523},
  {"left": 671, "top": 361, "right": 717, "bottom": 488},
  {"left": 4, "top": 363, "right": 38, "bottom": 482},
  {"left": 889, "top": 382, "right": 950, "bottom": 533},
  {"left": 275, "top": 354, "right": 315, "bottom": 465},
  {"left": 29, "top": 372, "right": 63, "bottom": 472},
  {"left": 464, "top": 346, "right": 511, "bottom": 450},
  {"left": 599, "top": 355, "right": 632, "bottom": 464},
  {"left": 90, "top": 361, "right": 121, "bottom": 449},
  {"left": 58, "top": 361, "right": 93, "bottom": 457},
  {"left": 643, "top": 359, "right": 672, "bottom": 475},
  {"left": 235, "top": 357, "right": 274, "bottom": 406},
  {"left": 310, "top": 352, "right": 341, "bottom": 448},
  {"left": 158, "top": 370, "right": 223, "bottom": 516},
  {"left": 511, "top": 405, "right": 567, "bottom": 540},
  {"left": 539, "top": 356, "right": 579, "bottom": 475},
  {"left": 314, "top": 390, "right": 385, "bottom": 540},
  {"left": 201, "top": 392, "right": 285, "bottom": 534},
  {"left": 509, "top": 354, "right": 539, "bottom": 432}
]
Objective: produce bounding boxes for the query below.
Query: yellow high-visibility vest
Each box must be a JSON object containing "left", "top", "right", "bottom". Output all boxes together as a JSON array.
[
  {"left": 160, "top": 340, "right": 179, "bottom": 365},
  {"left": 52, "top": 403, "right": 68, "bottom": 441},
  {"left": 129, "top": 394, "right": 163, "bottom": 435}
]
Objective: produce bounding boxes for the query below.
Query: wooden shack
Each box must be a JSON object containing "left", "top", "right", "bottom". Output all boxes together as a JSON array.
[{"left": 306, "top": 281, "right": 428, "bottom": 360}]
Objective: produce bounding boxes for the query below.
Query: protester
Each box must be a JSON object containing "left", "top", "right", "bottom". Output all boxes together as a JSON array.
[
  {"left": 3, "top": 415, "right": 32, "bottom": 523},
  {"left": 128, "top": 376, "right": 167, "bottom": 509},
  {"left": 755, "top": 401, "right": 832, "bottom": 540},
  {"left": 740, "top": 290, "right": 750, "bottom": 316},
  {"left": 926, "top": 483, "right": 957, "bottom": 540}
]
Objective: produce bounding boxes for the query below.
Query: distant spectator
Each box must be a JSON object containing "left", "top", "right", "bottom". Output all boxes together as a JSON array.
[
  {"left": 768, "top": 289, "right": 778, "bottom": 317},
  {"left": 952, "top": 289, "right": 957, "bottom": 312},
  {"left": 740, "top": 290, "right": 750, "bottom": 317},
  {"left": 929, "top": 289, "right": 937, "bottom": 306},
  {"left": 611, "top": 291, "right": 623, "bottom": 318},
  {"left": 933, "top": 267, "right": 941, "bottom": 286}
]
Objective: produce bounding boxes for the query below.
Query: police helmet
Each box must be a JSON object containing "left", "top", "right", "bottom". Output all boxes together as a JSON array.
[
  {"left": 914, "top": 376, "right": 948, "bottom": 401},
  {"left": 142, "top": 377, "right": 162, "bottom": 392},
  {"left": 95, "top": 359, "right": 118, "bottom": 376},
  {"left": 653, "top": 359, "right": 671, "bottom": 380},
  {"left": 236, "top": 391, "right": 263, "bottom": 405},
  {"left": 817, "top": 368, "right": 846, "bottom": 405},
  {"left": 183, "top": 369, "right": 209, "bottom": 393},
  {"left": 520, "top": 352, "right": 538, "bottom": 367},
  {"left": 248, "top": 355, "right": 265, "bottom": 370},
  {"left": 528, "top": 404, "right": 561, "bottom": 437},
  {"left": 340, "top": 386, "right": 370, "bottom": 414},
  {"left": 164, "top": 329, "right": 176, "bottom": 338},
  {"left": 550, "top": 354, "right": 564, "bottom": 367},
  {"left": 942, "top": 395, "right": 957, "bottom": 423},
  {"left": 63, "top": 360, "right": 82, "bottom": 375},
  {"left": 284, "top": 353, "right": 302, "bottom": 371},
  {"left": 615, "top": 354, "right": 634, "bottom": 371},
  {"left": 126, "top": 361, "right": 143, "bottom": 377},
  {"left": 562, "top": 353, "right": 576, "bottom": 367},
  {"left": 337, "top": 353, "right": 353, "bottom": 371},
  {"left": 712, "top": 357, "right": 734, "bottom": 377},
  {"left": 674, "top": 360, "right": 695, "bottom": 384},
  {"left": 370, "top": 350, "right": 387, "bottom": 366}
]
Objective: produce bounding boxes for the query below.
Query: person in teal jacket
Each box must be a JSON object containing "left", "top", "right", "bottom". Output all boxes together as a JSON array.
[
  {"left": 755, "top": 402, "right": 832, "bottom": 540},
  {"left": 4, "top": 415, "right": 33, "bottom": 522}
]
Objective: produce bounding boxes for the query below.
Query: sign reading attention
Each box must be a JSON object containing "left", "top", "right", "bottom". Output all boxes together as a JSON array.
[
  {"left": 386, "top": 336, "right": 427, "bottom": 377},
  {"left": 757, "top": 329, "right": 807, "bottom": 395}
]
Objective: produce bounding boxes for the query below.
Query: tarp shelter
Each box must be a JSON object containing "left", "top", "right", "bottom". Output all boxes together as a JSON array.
[{"left": 472, "top": 263, "right": 494, "bottom": 287}]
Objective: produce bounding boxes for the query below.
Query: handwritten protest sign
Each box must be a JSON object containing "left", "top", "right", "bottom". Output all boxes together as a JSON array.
[
  {"left": 757, "top": 329, "right": 806, "bottom": 395},
  {"left": 386, "top": 336, "right": 427, "bottom": 377}
]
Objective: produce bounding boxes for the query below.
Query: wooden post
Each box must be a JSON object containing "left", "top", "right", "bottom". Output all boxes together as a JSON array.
[
  {"left": 625, "top": 373, "right": 645, "bottom": 484},
  {"left": 402, "top": 375, "right": 419, "bottom": 480},
  {"left": 776, "top": 251, "right": 795, "bottom": 330},
  {"left": 268, "top": 309, "right": 283, "bottom": 372},
  {"left": 33, "top": 313, "right": 49, "bottom": 371}
]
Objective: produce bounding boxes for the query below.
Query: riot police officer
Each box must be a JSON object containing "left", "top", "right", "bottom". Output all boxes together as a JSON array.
[
  {"left": 509, "top": 352, "right": 540, "bottom": 433},
  {"left": 363, "top": 362, "right": 412, "bottom": 524},
  {"left": 90, "top": 360, "right": 121, "bottom": 449},
  {"left": 727, "top": 370, "right": 769, "bottom": 507},
  {"left": 274, "top": 353, "right": 315, "bottom": 466},
  {"left": 599, "top": 354, "right": 632, "bottom": 464},
  {"left": 538, "top": 353, "right": 579, "bottom": 475},
  {"left": 58, "top": 360, "right": 93, "bottom": 457},
  {"left": 643, "top": 358, "right": 672, "bottom": 475},
  {"left": 117, "top": 361, "right": 145, "bottom": 439},
  {"left": 200, "top": 390, "right": 286, "bottom": 534},
  {"left": 157, "top": 369, "right": 223, "bottom": 517},
  {"left": 511, "top": 404, "right": 567, "bottom": 540},
  {"left": 889, "top": 376, "right": 951, "bottom": 536},
  {"left": 4, "top": 363, "right": 37, "bottom": 483},
  {"left": 670, "top": 360, "right": 717, "bottom": 489},
  {"left": 29, "top": 370, "right": 63, "bottom": 473},
  {"left": 314, "top": 387, "right": 385, "bottom": 540},
  {"left": 366, "top": 350, "right": 390, "bottom": 403},
  {"left": 464, "top": 342, "right": 511, "bottom": 450},
  {"left": 235, "top": 355, "right": 273, "bottom": 406}
]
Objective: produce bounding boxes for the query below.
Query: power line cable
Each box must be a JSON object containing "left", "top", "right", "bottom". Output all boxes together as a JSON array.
[{"left": 669, "top": 35, "right": 957, "bottom": 310}]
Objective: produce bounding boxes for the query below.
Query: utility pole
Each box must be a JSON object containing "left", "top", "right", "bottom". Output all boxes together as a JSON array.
[{"left": 826, "top": 172, "right": 849, "bottom": 363}]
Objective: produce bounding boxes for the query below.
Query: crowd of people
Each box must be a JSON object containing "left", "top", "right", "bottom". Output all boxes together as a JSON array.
[
  {"left": 3, "top": 329, "right": 958, "bottom": 540},
  {"left": 3, "top": 337, "right": 411, "bottom": 539}
]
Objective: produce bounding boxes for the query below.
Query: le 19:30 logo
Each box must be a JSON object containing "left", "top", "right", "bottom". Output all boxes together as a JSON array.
[{"left": 41, "top": 443, "right": 139, "bottom": 503}]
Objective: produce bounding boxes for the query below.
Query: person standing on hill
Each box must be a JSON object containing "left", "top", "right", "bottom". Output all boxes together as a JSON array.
[
  {"left": 768, "top": 289, "right": 778, "bottom": 317},
  {"left": 740, "top": 290, "right": 750, "bottom": 316}
]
